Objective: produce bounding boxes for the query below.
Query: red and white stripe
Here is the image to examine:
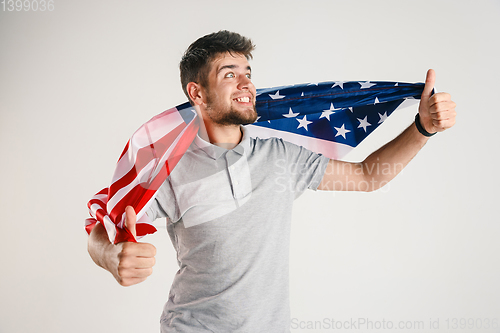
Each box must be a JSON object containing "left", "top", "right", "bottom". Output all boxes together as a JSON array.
[{"left": 86, "top": 105, "right": 199, "bottom": 244}]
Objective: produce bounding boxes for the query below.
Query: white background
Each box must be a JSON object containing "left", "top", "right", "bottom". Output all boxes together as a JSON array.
[{"left": 1, "top": 0, "right": 499, "bottom": 332}]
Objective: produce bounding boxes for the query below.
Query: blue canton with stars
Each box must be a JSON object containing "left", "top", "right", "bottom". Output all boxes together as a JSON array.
[{"left": 252, "top": 81, "right": 424, "bottom": 148}]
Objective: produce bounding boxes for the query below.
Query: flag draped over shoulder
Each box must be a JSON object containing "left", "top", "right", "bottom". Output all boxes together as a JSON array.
[{"left": 86, "top": 80, "right": 424, "bottom": 244}]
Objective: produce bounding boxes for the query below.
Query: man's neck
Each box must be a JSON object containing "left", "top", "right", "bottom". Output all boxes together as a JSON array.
[{"left": 198, "top": 121, "right": 243, "bottom": 150}]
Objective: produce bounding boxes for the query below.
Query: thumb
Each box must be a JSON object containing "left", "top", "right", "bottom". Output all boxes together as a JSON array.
[
  {"left": 124, "top": 206, "right": 137, "bottom": 241},
  {"left": 421, "top": 69, "right": 436, "bottom": 102}
]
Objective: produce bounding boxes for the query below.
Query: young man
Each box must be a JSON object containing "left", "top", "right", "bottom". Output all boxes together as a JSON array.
[{"left": 88, "top": 31, "right": 456, "bottom": 332}]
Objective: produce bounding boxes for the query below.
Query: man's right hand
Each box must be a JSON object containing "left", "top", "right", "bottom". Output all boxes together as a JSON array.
[{"left": 88, "top": 206, "right": 157, "bottom": 287}]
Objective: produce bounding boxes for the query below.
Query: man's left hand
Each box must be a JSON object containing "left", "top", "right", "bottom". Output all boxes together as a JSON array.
[{"left": 418, "top": 69, "right": 457, "bottom": 134}]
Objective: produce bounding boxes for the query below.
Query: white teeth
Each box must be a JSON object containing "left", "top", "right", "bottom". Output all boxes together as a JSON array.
[{"left": 236, "top": 97, "right": 250, "bottom": 103}]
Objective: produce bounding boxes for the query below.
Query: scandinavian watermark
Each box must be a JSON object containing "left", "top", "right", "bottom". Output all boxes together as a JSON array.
[{"left": 273, "top": 158, "right": 403, "bottom": 193}]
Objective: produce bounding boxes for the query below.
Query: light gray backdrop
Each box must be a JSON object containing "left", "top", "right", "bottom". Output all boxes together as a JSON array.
[{"left": 1, "top": 0, "right": 499, "bottom": 332}]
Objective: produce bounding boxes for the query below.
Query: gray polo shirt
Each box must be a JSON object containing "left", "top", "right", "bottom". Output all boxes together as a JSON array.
[{"left": 147, "top": 127, "right": 329, "bottom": 332}]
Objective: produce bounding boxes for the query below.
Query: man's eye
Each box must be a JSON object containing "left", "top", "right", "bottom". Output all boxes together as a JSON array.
[
  {"left": 225, "top": 73, "right": 235, "bottom": 78},
  {"left": 246, "top": 73, "right": 252, "bottom": 79}
]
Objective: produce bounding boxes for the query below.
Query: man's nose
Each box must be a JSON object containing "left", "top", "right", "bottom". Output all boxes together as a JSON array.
[{"left": 237, "top": 75, "right": 253, "bottom": 90}]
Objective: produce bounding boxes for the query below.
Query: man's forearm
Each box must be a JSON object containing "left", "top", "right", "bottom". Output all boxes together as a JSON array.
[{"left": 361, "top": 122, "right": 429, "bottom": 190}]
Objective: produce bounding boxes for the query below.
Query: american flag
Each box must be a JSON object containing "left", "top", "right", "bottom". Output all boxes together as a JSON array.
[
  {"left": 86, "top": 80, "right": 424, "bottom": 244},
  {"left": 85, "top": 105, "right": 199, "bottom": 243},
  {"left": 248, "top": 80, "right": 424, "bottom": 159}
]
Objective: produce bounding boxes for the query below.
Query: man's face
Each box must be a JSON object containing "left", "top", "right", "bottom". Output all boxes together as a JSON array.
[{"left": 202, "top": 53, "right": 257, "bottom": 126}]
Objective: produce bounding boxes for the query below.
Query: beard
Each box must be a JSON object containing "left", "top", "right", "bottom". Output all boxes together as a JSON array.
[{"left": 205, "top": 91, "right": 258, "bottom": 126}]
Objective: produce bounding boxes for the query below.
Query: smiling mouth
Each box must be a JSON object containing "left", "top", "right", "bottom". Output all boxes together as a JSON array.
[{"left": 234, "top": 96, "right": 251, "bottom": 103}]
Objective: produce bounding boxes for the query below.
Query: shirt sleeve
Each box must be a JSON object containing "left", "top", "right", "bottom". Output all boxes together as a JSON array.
[
  {"left": 281, "top": 139, "right": 330, "bottom": 198},
  {"left": 145, "top": 180, "right": 171, "bottom": 221}
]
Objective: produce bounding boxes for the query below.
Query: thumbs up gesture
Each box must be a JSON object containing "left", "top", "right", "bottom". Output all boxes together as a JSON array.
[
  {"left": 111, "top": 206, "right": 157, "bottom": 286},
  {"left": 417, "top": 69, "right": 457, "bottom": 134}
]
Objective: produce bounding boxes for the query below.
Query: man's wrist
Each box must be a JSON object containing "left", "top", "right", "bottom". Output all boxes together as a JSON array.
[{"left": 415, "top": 113, "right": 436, "bottom": 137}]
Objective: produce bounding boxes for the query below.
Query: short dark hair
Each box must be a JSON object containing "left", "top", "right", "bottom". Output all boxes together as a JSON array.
[{"left": 180, "top": 30, "right": 255, "bottom": 104}]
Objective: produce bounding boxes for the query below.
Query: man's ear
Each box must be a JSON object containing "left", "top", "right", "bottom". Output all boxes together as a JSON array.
[{"left": 187, "top": 82, "right": 205, "bottom": 106}]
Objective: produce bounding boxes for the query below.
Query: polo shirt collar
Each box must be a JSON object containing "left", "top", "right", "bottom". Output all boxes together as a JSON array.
[{"left": 193, "top": 126, "right": 250, "bottom": 160}]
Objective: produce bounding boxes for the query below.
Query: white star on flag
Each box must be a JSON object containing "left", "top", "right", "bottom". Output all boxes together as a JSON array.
[
  {"left": 357, "top": 116, "right": 371, "bottom": 132},
  {"left": 283, "top": 107, "right": 299, "bottom": 118},
  {"left": 359, "top": 81, "right": 376, "bottom": 89},
  {"left": 378, "top": 112, "right": 388, "bottom": 123},
  {"left": 374, "top": 97, "right": 380, "bottom": 104},
  {"left": 296, "top": 115, "right": 313, "bottom": 131},
  {"left": 319, "top": 103, "right": 338, "bottom": 121},
  {"left": 331, "top": 81, "right": 345, "bottom": 89},
  {"left": 269, "top": 90, "right": 286, "bottom": 100},
  {"left": 334, "top": 124, "right": 351, "bottom": 139}
]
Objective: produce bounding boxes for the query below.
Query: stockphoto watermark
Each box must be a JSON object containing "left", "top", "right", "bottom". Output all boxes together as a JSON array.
[
  {"left": 290, "top": 317, "right": 500, "bottom": 331},
  {"left": 273, "top": 158, "right": 404, "bottom": 193},
  {"left": 291, "top": 317, "right": 424, "bottom": 330}
]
